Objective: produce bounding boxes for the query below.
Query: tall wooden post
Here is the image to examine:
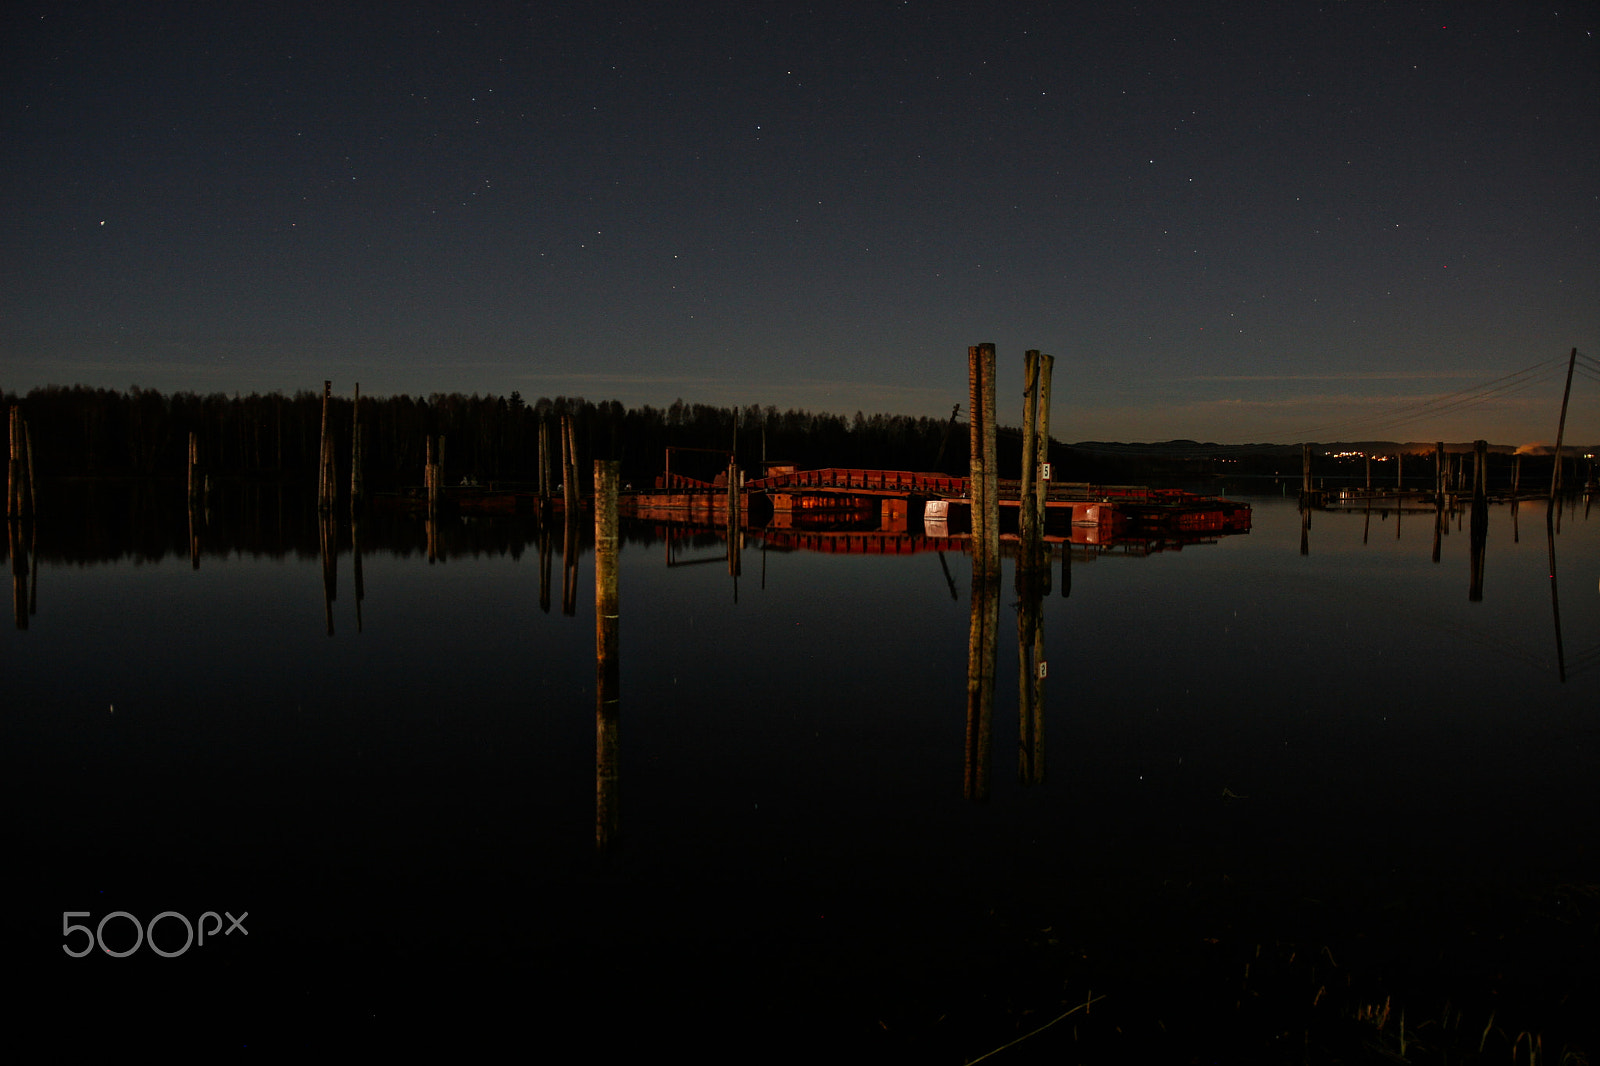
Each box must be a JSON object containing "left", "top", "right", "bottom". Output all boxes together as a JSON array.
[
  {"left": 538, "top": 418, "right": 550, "bottom": 501},
  {"left": 22, "top": 419, "right": 36, "bottom": 520},
  {"left": 1396, "top": 450, "right": 1403, "bottom": 491},
  {"left": 1019, "top": 349, "right": 1039, "bottom": 569},
  {"left": 562, "top": 415, "right": 579, "bottom": 515},
  {"left": 726, "top": 457, "right": 741, "bottom": 577},
  {"left": 1301, "top": 443, "right": 1312, "bottom": 499},
  {"left": 317, "top": 380, "right": 333, "bottom": 512},
  {"left": 187, "top": 432, "right": 201, "bottom": 510},
  {"left": 1034, "top": 353, "right": 1054, "bottom": 588},
  {"left": 6, "top": 407, "right": 18, "bottom": 518},
  {"left": 1470, "top": 439, "right": 1488, "bottom": 601},
  {"left": 350, "top": 383, "right": 363, "bottom": 506},
  {"left": 968, "top": 343, "right": 999, "bottom": 580},
  {"left": 965, "top": 342, "right": 1000, "bottom": 801},
  {"left": 594, "top": 459, "right": 621, "bottom": 849},
  {"left": 1548, "top": 347, "right": 1577, "bottom": 520}
]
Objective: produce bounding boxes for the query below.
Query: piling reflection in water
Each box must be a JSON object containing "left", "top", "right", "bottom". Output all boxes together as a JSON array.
[
  {"left": 594, "top": 461, "right": 620, "bottom": 851},
  {"left": 9, "top": 519, "right": 33, "bottom": 630},
  {"left": 1016, "top": 550, "right": 1047, "bottom": 786},
  {"left": 1470, "top": 440, "right": 1489, "bottom": 603},
  {"left": 319, "top": 511, "right": 338, "bottom": 636}
]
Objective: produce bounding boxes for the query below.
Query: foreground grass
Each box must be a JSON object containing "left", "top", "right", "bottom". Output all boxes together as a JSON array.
[{"left": 835, "top": 878, "right": 1598, "bottom": 1065}]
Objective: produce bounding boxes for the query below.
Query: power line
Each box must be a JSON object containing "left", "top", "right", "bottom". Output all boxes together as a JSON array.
[{"left": 1286, "top": 355, "right": 1573, "bottom": 440}]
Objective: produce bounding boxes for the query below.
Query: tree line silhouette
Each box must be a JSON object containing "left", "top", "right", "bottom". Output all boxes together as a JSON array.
[{"left": 3, "top": 384, "right": 974, "bottom": 492}]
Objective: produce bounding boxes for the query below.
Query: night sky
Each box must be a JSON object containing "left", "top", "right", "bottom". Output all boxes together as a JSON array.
[{"left": 4, "top": 1, "right": 1596, "bottom": 444}]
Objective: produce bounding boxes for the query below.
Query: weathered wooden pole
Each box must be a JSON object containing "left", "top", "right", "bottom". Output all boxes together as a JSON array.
[
  {"left": 1019, "top": 349, "right": 1040, "bottom": 570},
  {"left": 187, "top": 432, "right": 201, "bottom": 510},
  {"left": 317, "top": 380, "right": 332, "bottom": 512},
  {"left": 1470, "top": 438, "right": 1488, "bottom": 601},
  {"left": 1435, "top": 442, "right": 1445, "bottom": 500},
  {"left": 1396, "top": 449, "right": 1403, "bottom": 491},
  {"left": 1301, "top": 443, "right": 1312, "bottom": 500},
  {"left": 562, "top": 415, "right": 579, "bottom": 515},
  {"left": 726, "top": 457, "right": 741, "bottom": 577},
  {"left": 594, "top": 459, "right": 621, "bottom": 850},
  {"left": 1365, "top": 453, "right": 1372, "bottom": 492},
  {"left": 969, "top": 343, "right": 999, "bottom": 580},
  {"left": 6, "top": 406, "right": 18, "bottom": 518},
  {"left": 1547, "top": 347, "right": 1577, "bottom": 521},
  {"left": 1033, "top": 353, "right": 1054, "bottom": 590},
  {"left": 537, "top": 418, "right": 550, "bottom": 501},
  {"left": 350, "top": 383, "right": 363, "bottom": 505},
  {"left": 964, "top": 342, "right": 1000, "bottom": 801}
]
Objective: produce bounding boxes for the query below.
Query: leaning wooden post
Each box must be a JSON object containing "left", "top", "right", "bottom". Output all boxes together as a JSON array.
[
  {"left": 22, "top": 418, "right": 37, "bottom": 520},
  {"left": 1547, "top": 347, "right": 1577, "bottom": 521},
  {"left": 562, "top": 415, "right": 579, "bottom": 515},
  {"left": 594, "top": 459, "right": 621, "bottom": 850},
  {"left": 317, "top": 381, "right": 332, "bottom": 512}
]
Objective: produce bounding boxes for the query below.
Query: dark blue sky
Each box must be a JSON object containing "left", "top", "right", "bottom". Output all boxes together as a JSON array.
[{"left": 4, "top": 1, "right": 1596, "bottom": 443}]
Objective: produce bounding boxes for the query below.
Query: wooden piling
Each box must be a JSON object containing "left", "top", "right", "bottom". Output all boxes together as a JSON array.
[
  {"left": 562, "top": 415, "right": 579, "bottom": 515},
  {"left": 1019, "top": 349, "right": 1039, "bottom": 567},
  {"left": 538, "top": 418, "right": 550, "bottom": 501},
  {"left": 187, "top": 432, "right": 200, "bottom": 509},
  {"left": 1301, "top": 443, "right": 1312, "bottom": 500},
  {"left": 350, "top": 383, "right": 364, "bottom": 505},
  {"left": 317, "top": 380, "right": 333, "bottom": 512},
  {"left": 6, "top": 406, "right": 17, "bottom": 518},
  {"left": 425, "top": 435, "right": 438, "bottom": 516},
  {"left": 1470, "top": 439, "right": 1488, "bottom": 601},
  {"left": 968, "top": 343, "right": 999, "bottom": 581},
  {"left": 726, "top": 457, "right": 742, "bottom": 576},
  {"left": 594, "top": 460, "right": 621, "bottom": 850},
  {"left": 1548, "top": 347, "right": 1577, "bottom": 521},
  {"left": 22, "top": 418, "right": 36, "bottom": 519},
  {"left": 965, "top": 342, "right": 1000, "bottom": 801}
]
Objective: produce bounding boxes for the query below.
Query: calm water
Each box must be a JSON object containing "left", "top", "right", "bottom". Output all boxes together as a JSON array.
[{"left": 8, "top": 484, "right": 1597, "bottom": 1056}]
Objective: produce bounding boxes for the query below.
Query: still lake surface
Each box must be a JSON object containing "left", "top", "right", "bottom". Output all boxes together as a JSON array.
[{"left": 8, "top": 482, "right": 1597, "bottom": 1056}]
